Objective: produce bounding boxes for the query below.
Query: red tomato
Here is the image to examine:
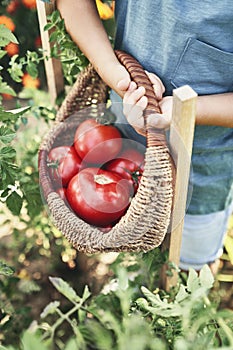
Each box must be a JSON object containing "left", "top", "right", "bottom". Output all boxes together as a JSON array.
[
  {"left": 66, "top": 167, "right": 130, "bottom": 227},
  {"left": 120, "top": 149, "right": 145, "bottom": 169},
  {"left": 48, "top": 146, "right": 82, "bottom": 187},
  {"left": 105, "top": 148, "right": 145, "bottom": 194},
  {"left": 74, "top": 119, "right": 122, "bottom": 164},
  {"left": 98, "top": 225, "right": 112, "bottom": 233},
  {"left": 56, "top": 187, "right": 67, "bottom": 201}
]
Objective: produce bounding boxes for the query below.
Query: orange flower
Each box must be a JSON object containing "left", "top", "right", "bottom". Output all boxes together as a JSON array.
[
  {"left": 96, "top": 0, "right": 114, "bottom": 20},
  {"left": 6, "top": 0, "right": 20, "bottom": 14},
  {"left": 22, "top": 73, "right": 40, "bottom": 89},
  {"left": 22, "top": 0, "right": 37, "bottom": 10},
  {"left": 0, "top": 15, "right": 15, "bottom": 32},
  {"left": 5, "top": 42, "right": 19, "bottom": 56}
]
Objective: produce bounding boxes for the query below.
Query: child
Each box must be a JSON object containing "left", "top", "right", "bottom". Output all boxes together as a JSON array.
[{"left": 55, "top": 0, "right": 233, "bottom": 272}]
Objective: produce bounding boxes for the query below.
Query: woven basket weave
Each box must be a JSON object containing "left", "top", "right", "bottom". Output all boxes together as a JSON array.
[{"left": 38, "top": 51, "right": 174, "bottom": 253}]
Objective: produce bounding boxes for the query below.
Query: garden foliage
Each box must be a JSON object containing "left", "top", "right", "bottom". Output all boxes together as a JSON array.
[{"left": 0, "top": 2, "right": 232, "bottom": 349}]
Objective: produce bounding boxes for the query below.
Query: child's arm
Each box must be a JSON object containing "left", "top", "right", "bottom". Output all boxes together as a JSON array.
[
  {"left": 56, "top": 0, "right": 131, "bottom": 97},
  {"left": 196, "top": 93, "right": 233, "bottom": 128}
]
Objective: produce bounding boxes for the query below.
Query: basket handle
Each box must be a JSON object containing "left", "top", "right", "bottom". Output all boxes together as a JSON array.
[{"left": 115, "top": 50, "right": 166, "bottom": 147}]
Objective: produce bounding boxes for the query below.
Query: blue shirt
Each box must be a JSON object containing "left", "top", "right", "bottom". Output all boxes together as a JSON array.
[{"left": 111, "top": 0, "right": 233, "bottom": 214}]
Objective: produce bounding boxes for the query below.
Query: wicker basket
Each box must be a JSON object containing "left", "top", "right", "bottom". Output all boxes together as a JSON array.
[{"left": 38, "top": 51, "right": 174, "bottom": 254}]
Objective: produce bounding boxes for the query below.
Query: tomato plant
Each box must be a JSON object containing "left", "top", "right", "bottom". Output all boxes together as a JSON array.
[
  {"left": 105, "top": 148, "right": 145, "bottom": 194},
  {"left": 66, "top": 167, "right": 130, "bottom": 227},
  {"left": 74, "top": 119, "right": 122, "bottom": 164},
  {"left": 47, "top": 145, "right": 82, "bottom": 187}
]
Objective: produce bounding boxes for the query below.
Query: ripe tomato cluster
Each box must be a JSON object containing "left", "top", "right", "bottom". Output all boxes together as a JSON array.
[{"left": 47, "top": 118, "right": 145, "bottom": 229}]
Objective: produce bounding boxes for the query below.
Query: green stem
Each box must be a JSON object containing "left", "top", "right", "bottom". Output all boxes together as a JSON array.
[
  {"left": 204, "top": 295, "right": 233, "bottom": 346},
  {"left": 217, "top": 317, "right": 233, "bottom": 347}
]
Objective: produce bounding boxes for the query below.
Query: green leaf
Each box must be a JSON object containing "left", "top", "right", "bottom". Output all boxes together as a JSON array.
[
  {"left": 63, "top": 338, "right": 80, "bottom": 350},
  {"left": 24, "top": 191, "right": 43, "bottom": 218},
  {"left": 84, "top": 320, "right": 114, "bottom": 350},
  {"left": 142, "top": 249, "right": 159, "bottom": 271},
  {"left": 11, "top": 106, "right": 31, "bottom": 115},
  {"left": 8, "top": 56, "right": 23, "bottom": 82},
  {"left": 136, "top": 297, "right": 150, "bottom": 311},
  {"left": 3, "top": 346, "right": 18, "bottom": 350},
  {"left": 40, "top": 301, "right": 60, "bottom": 318},
  {"left": 96, "top": 309, "right": 122, "bottom": 335},
  {"left": 0, "top": 126, "right": 16, "bottom": 144},
  {"left": 0, "top": 109, "right": 19, "bottom": 122},
  {"left": 26, "top": 62, "right": 38, "bottom": 78},
  {"left": 0, "top": 187, "right": 10, "bottom": 198},
  {"left": 21, "top": 116, "right": 28, "bottom": 125},
  {"left": 0, "top": 146, "right": 16, "bottom": 159},
  {"left": 26, "top": 50, "right": 39, "bottom": 61},
  {"left": 51, "top": 10, "right": 61, "bottom": 24},
  {"left": 201, "top": 330, "right": 218, "bottom": 347},
  {"left": 6, "top": 191, "right": 23, "bottom": 216},
  {"left": 82, "top": 285, "right": 91, "bottom": 302},
  {"left": 175, "top": 284, "right": 189, "bottom": 303},
  {"left": 44, "top": 23, "right": 54, "bottom": 31},
  {"left": 18, "top": 279, "right": 41, "bottom": 294},
  {"left": 199, "top": 264, "right": 214, "bottom": 290},
  {"left": 0, "top": 49, "right": 7, "bottom": 59},
  {"left": 78, "top": 308, "right": 86, "bottom": 323},
  {"left": 0, "top": 79, "right": 16, "bottom": 96},
  {"left": 141, "top": 286, "right": 162, "bottom": 308},
  {"left": 174, "top": 338, "right": 189, "bottom": 350},
  {"left": 0, "top": 161, "right": 19, "bottom": 188},
  {"left": 70, "top": 65, "right": 81, "bottom": 77},
  {"left": 187, "top": 268, "right": 199, "bottom": 293},
  {"left": 0, "top": 106, "right": 30, "bottom": 122},
  {"left": 140, "top": 286, "right": 183, "bottom": 317},
  {"left": 21, "top": 330, "right": 49, "bottom": 350},
  {"left": 0, "top": 24, "right": 18, "bottom": 46},
  {"left": 49, "top": 277, "right": 81, "bottom": 303},
  {"left": 0, "top": 260, "right": 14, "bottom": 276},
  {"left": 118, "top": 267, "right": 129, "bottom": 291},
  {"left": 49, "top": 31, "right": 58, "bottom": 43}
]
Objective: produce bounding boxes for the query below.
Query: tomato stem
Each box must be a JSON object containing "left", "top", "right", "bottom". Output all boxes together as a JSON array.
[{"left": 47, "top": 160, "right": 59, "bottom": 169}]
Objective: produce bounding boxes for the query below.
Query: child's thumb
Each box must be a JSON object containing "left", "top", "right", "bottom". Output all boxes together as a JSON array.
[{"left": 117, "top": 77, "right": 131, "bottom": 91}]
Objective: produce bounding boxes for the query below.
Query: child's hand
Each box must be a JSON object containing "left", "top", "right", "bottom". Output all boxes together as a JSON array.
[
  {"left": 121, "top": 71, "right": 173, "bottom": 136},
  {"left": 103, "top": 62, "right": 131, "bottom": 97},
  {"left": 154, "top": 95, "right": 173, "bottom": 128}
]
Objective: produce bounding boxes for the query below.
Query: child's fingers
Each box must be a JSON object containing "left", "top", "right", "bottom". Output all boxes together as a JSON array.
[
  {"left": 123, "top": 83, "right": 145, "bottom": 116},
  {"left": 147, "top": 113, "right": 171, "bottom": 130},
  {"left": 117, "top": 77, "right": 131, "bottom": 91},
  {"left": 146, "top": 96, "right": 173, "bottom": 130},
  {"left": 145, "top": 71, "right": 165, "bottom": 100},
  {"left": 114, "top": 64, "right": 131, "bottom": 96},
  {"left": 126, "top": 95, "right": 148, "bottom": 131},
  {"left": 124, "top": 84, "right": 145, "bottom": 105}
]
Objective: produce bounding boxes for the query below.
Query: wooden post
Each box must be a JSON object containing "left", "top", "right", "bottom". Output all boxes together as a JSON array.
[
  {"left": 162, "top": 85, "right": 197, "bottom": 290},
  {"left": 36, "top": 0, "right": 64, "bottom": 105}
]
